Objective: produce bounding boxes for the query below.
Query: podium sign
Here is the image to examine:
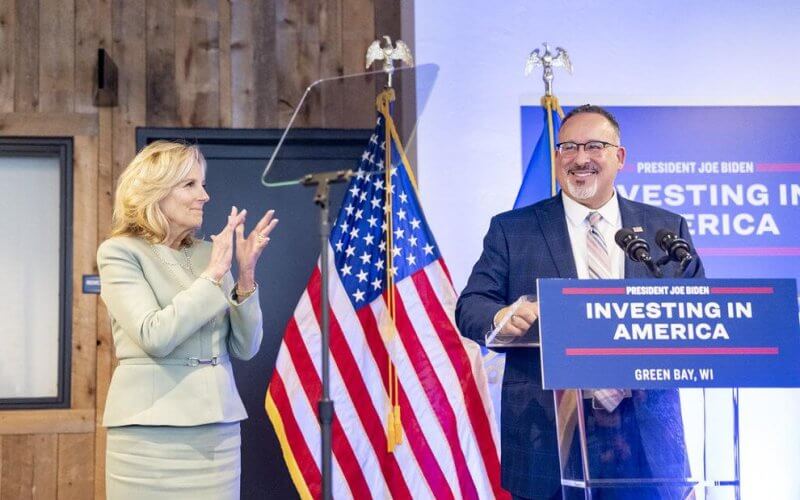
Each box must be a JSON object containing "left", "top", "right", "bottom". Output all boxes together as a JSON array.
[{"left": 538, "top": 278, "right": 800, "bottom": 389}]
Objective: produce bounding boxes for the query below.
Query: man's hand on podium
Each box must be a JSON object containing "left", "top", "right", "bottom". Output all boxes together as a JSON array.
[{"left": 494, "top": 299, "right": 540, "bottom": 337}]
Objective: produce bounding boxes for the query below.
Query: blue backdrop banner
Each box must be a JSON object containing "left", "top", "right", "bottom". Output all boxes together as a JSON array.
[
  {"left": 537, "top": 278, "right": 800, "bottom": 389},
  {"left": 520, "top": 106, "right": 800, "bottom": 288}
]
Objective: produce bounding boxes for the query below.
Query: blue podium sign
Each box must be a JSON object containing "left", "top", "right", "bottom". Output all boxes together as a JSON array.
[{"left": 537, "top": 278, "right": 800, "bottom": 389}]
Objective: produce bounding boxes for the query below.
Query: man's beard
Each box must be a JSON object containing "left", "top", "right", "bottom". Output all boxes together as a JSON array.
[{"left": 565, "top": 174, "right": 598, "bottom": 201}]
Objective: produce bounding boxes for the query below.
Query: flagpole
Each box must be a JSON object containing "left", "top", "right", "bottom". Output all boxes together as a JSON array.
[
  {"left": 545, "top": 96, "right": 558, "bottom": 197},
  {"left": 542, "top": 95, "right": 564, "bottom": 197}
]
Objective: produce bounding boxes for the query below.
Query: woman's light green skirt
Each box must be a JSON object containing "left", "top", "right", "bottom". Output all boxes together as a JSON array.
[{"left": 106, "top": 422, "right": 241, "bottom": 499}]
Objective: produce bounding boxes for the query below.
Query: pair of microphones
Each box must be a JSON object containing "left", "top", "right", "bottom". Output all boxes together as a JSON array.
[{"left": 614, "top": 228, "right": 694, "bottom": 278}]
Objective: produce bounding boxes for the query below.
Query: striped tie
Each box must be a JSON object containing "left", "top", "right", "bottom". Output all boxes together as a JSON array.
[
  {"left": 586, "top": 211, "right": 612, "bottom": 279},
  {"left": 586, "top": 211, "right": 625, "bottom": 411}
]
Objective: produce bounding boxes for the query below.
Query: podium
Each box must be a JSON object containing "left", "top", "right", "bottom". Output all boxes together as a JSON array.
[
  {"left": 535, "top": 278, "right": 800, "bottom": 499},
  {"left": 554, "top": 387, "right": 739, "bottom": 499}
]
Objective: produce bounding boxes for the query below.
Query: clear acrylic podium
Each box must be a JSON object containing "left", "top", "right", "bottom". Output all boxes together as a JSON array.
[
  {"left": 486, "top": 296, "right": 741, "bottom": 498},
  {"left": 553, "top": 387, "right": 740, "bottom": 499}
]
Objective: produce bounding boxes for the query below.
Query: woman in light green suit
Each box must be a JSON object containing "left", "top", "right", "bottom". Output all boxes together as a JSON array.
[{"left": 97, "top": 141, "right": 279, "bottom": 499}]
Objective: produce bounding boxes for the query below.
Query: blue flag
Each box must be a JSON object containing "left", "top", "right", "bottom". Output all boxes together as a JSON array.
[{"left": 514, "top": 106, "right": 561, "bottom": 208}]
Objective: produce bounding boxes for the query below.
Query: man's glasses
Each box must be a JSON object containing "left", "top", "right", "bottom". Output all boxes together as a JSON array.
[{"left": 556, "top": 141, "right": 619, "bottom": 158}]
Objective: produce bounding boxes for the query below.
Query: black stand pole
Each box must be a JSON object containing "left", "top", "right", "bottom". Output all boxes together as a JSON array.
[{"left": 301, "top": 169, "right": 352, "bottom": 500}]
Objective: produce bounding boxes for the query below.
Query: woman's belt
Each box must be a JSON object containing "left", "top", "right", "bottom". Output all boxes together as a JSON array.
[{"left": 117, "top": 354, "right": 231, "bottom": 367}]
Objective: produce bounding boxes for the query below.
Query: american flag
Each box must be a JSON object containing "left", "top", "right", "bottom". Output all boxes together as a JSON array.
[{"left": 266, "top": 113, "right": 507, "bottom": 499}]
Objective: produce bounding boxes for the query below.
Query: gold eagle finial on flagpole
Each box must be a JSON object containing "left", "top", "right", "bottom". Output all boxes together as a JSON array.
[{"left": 366, "top": 35, "right": 415, "bottom": 88}]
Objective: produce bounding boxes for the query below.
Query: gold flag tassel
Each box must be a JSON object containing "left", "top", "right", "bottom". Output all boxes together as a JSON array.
[{"left": 377, "top": 88, "right": 404, "bottom": 451}]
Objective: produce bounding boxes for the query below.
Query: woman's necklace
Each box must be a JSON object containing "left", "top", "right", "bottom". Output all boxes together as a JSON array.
[
  {"left": 150, "top": 243, "right": 219, "bottom": 328},
  {"left": 150, "top": 245, "right": 197, "bottom": 288}
]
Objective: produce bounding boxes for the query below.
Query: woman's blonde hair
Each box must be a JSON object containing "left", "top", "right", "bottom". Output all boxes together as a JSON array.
[{"left": 110, "top": 140, "right": 206, "bottom": 247}]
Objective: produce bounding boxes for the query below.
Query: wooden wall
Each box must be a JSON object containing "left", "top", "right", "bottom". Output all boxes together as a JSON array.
[{"left": 0, "top": 0, "right": 405, "bottom": 497}]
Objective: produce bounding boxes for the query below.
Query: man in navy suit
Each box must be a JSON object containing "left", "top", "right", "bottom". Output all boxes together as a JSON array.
[{"left": 456, "top": 105, "right": 703, "bottom": 499}]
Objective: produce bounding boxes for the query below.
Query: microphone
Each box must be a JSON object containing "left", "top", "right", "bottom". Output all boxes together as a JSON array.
[
  {"left": 656, "top": 229, "right": 694, "bottom": 275},
  {"left": 656, "top": 229, "right": 693, "bottom": 264},
  {"left": 614, "top": 228, "right": 663, "bottom": 278}
]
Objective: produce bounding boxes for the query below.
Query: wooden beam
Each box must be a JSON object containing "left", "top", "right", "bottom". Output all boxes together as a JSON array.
[
  {"left": 0, "top": 113, "right": 98, "bottom": 136},
  {"left": 71, "top": 135, "right": 99, "bottom": 410},
  {"left": 94, "top": 107, "right": 114, "bottom": 500},
  {"left": 0, "top": 410, "right": 94, "bottom": 435}
]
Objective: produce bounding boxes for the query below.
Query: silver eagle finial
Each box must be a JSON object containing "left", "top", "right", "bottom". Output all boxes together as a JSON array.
[
  {"left": 366, "top": 36, "right": 414, "bottom": 87},
  {"left": 524, "top": 42, "right": 572, "bottom": 96}
]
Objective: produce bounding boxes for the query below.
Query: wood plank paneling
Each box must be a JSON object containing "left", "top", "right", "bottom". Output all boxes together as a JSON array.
[
  {"left": 319, "top": 0, "right": 343, "bottom": 127},
  {"left": 75, "top": 0, "right": 113, "bottom": 113},
  {"left": 71, "top": 135, "right": 99, "bottom": 410},
  {"left": 373, "top": 0, "right": 405, "bottom": 133},
  {"left": 32, "top": 435, "right": 57, "bottom": 499},
  {"left": 111, "top": 0, "right": 146, "bottom": 181},
  {"left": 1, "top": 435, "right": 32, "bottom": 499},
  {"left": 0, "top": 434, "right": 56, "bottom": 500},
  {"left": 252, "top": 0, "right": 277, "bottom": 127},
  {"left": 218, "top": 0, "right": 232, "bottom": 127},
  {"left": 13, "top": 0, "right": 38, "bottom": 112},
  {"left": 94, "top": 108, "right": 114, "bottom": 500},
  {"left": 373, "top": 0, "right": 399, "bottom": 47},
  {"left": 175, "top": 0, "right": 220, "bottom": 127},
  {"left": 0, "top": 1, "right": 15, "bottom": 112},
  {"left": 0, "top": 113, "right": 98, "bottom": 136},
  {"left": 275, "top": 0, "right": 303, "bottom": 127},
  {"left": 38, "top": 0, "right": 76, "bottom": 112},
  {"left": 341, "top": 0, "right": 375, "bottom": 128},
  {"left": 0, "top": 2, "right": 410, "bottom": 497},
  {"left": 298, "top": 0, "right": 321, "bottom": 127},
  {"left": 230, "top": 0, "right": 255, "bottom": 128},
  {"left": 146, "top": 0, "right": 178, "bottom": 125},
  {"left": 0, "top": 410, "right": 94, "bottom": 435},
  {"left": 57, "top": 434, "right": 94, "bottom": 500}
]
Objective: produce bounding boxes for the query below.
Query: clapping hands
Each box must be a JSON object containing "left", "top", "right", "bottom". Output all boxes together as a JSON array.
[{"left": 203, "top": 206, "right": 279, "bottom": 287}]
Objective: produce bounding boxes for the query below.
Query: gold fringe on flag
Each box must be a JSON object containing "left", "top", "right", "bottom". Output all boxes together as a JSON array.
[{"left": 376, "top": 88, "right": 404, "bottom": 451}]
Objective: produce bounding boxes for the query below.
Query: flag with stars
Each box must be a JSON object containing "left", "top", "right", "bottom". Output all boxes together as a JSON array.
[{"left": 266, "top": 111, "right": 506, "bottom": 499}]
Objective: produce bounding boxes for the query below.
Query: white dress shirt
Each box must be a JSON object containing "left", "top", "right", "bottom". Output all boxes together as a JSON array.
[{"left": 562, "top": 190, "right": 625, "bottom": 279}]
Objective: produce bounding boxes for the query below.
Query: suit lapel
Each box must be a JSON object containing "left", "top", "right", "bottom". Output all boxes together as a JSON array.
[
  {"left": 534, "top": 195, "right": 578, "bottom": 278},
  {"left": 619, "top": 196, "right": 650, "bottom": 279}
]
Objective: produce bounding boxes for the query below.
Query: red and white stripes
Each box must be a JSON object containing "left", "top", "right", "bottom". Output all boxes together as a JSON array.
[{"left": 267, "top": 247, "right": 507, "bottom": 499}]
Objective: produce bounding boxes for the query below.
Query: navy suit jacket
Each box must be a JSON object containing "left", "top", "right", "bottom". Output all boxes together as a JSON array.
[{"left": 455, "top": 193, "right": 704, "bottom": 499}]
